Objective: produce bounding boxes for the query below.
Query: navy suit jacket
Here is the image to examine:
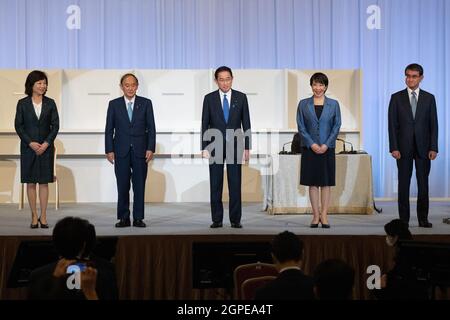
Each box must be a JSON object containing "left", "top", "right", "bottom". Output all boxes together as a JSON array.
[
  {"left": 201, "top": 89, "right": 251, "bottom": 151},
  {"left": 388, "top": 88, "right": 438, "bottom": 158},
  {"left": 105, "top": 95, "right": 156, "bottom": 158},
  {"left": 296, "top": 96, "right": 341, "bottom": 148}
]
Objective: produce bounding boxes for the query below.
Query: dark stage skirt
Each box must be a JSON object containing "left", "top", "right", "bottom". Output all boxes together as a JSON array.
[
  {"left": 300, "top": 147, "right": 335, "bottom": 187},
  {"left": 20, "top": 146, "right": 55, "bottom": 184}
]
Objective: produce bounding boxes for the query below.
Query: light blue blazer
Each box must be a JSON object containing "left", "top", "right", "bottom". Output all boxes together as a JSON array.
[{"left": 296, "top": 96, "right": 341, "bottom": 148}]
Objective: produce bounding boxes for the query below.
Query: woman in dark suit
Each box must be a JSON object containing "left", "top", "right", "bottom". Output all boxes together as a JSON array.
[
  {"left": 14, "top": 70, "right": 59, "bottom": 228},
  {"left": 297, "top": 73, "right": 341, "bottom": 228}
]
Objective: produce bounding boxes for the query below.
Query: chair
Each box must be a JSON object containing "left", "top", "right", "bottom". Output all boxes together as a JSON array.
[
  {"left": 233, "top": 262, "right": 278, "bottom": 299},
  {"left": 19, "top": 146, "right": 59, "bottom": 210},
  {"left": 241, "top": 276, "right": 277, "bottom": 300}
]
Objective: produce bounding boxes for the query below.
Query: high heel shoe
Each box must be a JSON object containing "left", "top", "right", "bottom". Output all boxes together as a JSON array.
[
  {"left": 310, "top": 218, "right": 320, "bottom": 228},
  {"left": 30, "top": 215, "right": 39, "bottom": 228},
  {"left": 38, "top": 218, "right": 49, "bottom": 229},
  {"left": 319, "top": 217, "right": 330, "bottom": 228}
]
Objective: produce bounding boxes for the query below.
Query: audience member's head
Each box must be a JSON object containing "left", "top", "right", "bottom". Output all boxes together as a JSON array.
[
  {"left": 270, "top": 231, "right": 303, "bottom": 267},
  {"left": 52, "top": 217, "right": 96, "bottom": 260},
  {"left": 384, "top": 219, "right": 412, "bottom": 247},
  {"left": 313, "top": 259, "right": 355, "bottom": 300}
]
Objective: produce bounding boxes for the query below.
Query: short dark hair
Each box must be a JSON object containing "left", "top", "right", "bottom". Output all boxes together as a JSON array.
[
  {"left": 214, "top": 66, "right": 233, "bottom": 80},
  {"left": 384, "top": 219, "right": 412, "bottom": 241},
  {"left": 405, "top": 63, "right": 424, "bottom": 76},
  {"left": 310, "top": 72, "right": 329, "bottom": 87},
  {"left": 24, "top": 70, "right": 48, "bottom": 96},
  {"left": 271, "top": 231, "right": 303, "bottom": 263},
  {"left": 120, "top": 73, "right": 139, "bottom": 85},
  {"left": 314, "top": 259, "right": 355, "bottom": 300},
  {"left": 52, "top": 217, "right": 96, "bottom": 259}
]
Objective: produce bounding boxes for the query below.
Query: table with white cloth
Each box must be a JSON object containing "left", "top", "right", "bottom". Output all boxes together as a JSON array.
[{"left": 261, "top": 154, "right": 374, "bottom": 215}]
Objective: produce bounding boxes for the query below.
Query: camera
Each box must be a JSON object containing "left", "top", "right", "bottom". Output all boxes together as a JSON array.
[{"left": 67, "top": 261, "right": 87, "bottom": 272}]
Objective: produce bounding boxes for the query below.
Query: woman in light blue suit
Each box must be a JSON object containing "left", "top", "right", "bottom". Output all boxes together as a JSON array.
[{"left": 297, "top": 73, "right": 341, "bottom": 228}]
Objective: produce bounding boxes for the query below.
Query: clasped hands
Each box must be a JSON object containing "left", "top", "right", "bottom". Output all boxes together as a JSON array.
[
  {"left": 29, "top": 141, "right": 49, "bottom": 156},
  {"left": 311, "top": 143, "right": 328, "bottom": 154}
]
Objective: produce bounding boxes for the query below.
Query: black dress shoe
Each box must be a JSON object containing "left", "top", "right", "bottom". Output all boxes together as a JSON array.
[
  {"left": 133, "top": 220, "right": 146, "bottom": 228},
  {"left": 310, "top": 223, "right": 319, "bottom": 228},
  {"left": 38, "top": 218, "right": 49, "bottom": 229},
  {"left": 30, "top": 222, "right": 39, "bottom": 229},
  {"left": 115, "top": 219, "right": 131, "bottom": 228},
  {"left": 231, "top": 223, "right": 242, "bottom": 229},
  {"left": 210, "top": 222, "right": 223, "bottom": 228},
  {"left": 419, "top": 221, "right": 432, "bottom": 228}
]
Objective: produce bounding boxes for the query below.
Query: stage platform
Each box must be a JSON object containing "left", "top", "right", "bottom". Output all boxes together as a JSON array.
[{"left": 1, "top": 202, "right": 450, "bottom": 300}]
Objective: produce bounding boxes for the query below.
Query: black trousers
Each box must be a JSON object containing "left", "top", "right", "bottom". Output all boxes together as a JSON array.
[
  {"left": 209, "top": 161, "right": 242, "bottom": 224},
  {"left": 396, "top": 148, "right": 431, "bottom": 224}
]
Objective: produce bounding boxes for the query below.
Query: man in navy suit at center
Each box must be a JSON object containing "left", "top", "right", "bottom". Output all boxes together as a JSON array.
[
  {"left": 201, "top": 66, "right": 252, "bottom": 228},
  {"left": 105, "top": 74, "right": 156, "bottom": 228}
]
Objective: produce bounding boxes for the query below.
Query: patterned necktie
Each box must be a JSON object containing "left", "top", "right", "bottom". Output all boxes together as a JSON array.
[
  {"left": 127, "top": 101, "right": 133, "bottom": 121},
  {"left": 223, "top": 93, "right": 229, "bottom": 123},
  {"left": 410, "top": 91, "right": 417, "bottom": 119}
]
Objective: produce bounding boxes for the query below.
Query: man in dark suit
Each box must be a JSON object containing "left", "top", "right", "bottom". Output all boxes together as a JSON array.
[
  {"left": 105, "top": 74, "right": 156, "bottom": 228},
  {"left": 201, "top": 66, "right": 251, "bottom": 228},
  {"left": 388, "top": 64, "right": 438, "bottom": 228},
  {"left": 255, "top": 231, "right": 314, "bottom": 300}
]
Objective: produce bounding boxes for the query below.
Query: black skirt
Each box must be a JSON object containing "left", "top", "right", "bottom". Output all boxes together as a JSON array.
[
  {"left": 20, "top": 146, "right": 55, "bottom": 184},
  {"left": 300, "top": 147, "right": 335, "bottom": 187}
]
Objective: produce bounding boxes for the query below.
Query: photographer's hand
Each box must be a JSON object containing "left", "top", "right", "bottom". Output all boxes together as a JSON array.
[
  {"left": 53, "top": 259, "right": 76, "bottom": 278},
  {"left": 81, "top": 267, "right": 99, "bottom": 300}
]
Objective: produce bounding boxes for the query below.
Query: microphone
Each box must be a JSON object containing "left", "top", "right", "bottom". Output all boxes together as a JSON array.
[
  {"left": 279, "top": 141, "right": 292, "bottom": 154},
  {"left": 337, "top": 138, "right": 357, "bottom": 154},
  {"left": 337, "top": 138, "right": 346, "bottom": 153}
]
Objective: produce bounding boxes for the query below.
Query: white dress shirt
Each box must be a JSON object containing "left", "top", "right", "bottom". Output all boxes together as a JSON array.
[
  {"left": 124, "top": 96, "right": 136, "bottom": 111},
  {"left": 33, "top": 102, "right": 42, "bottom": 119},
  {"left": 219, "top": 89, "right": 232, "bottom": 110},
  {"left": 407, "top": 87, "right": 420, "bottom": 101},
  {"left": 279, "top": 266, "right": 301, "bottom": 273}
]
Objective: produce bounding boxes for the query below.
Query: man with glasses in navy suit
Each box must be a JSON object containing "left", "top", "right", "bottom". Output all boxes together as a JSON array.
[{"left": 388, "top": 64, "right": 438, "bottom": 228}]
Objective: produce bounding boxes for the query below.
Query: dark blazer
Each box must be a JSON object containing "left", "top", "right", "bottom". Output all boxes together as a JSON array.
[
  {"left": 14, "top": 96, "right": 59, "bottom": 183},
  {"left": 105, "top": 95, "right": 156, "bottom": 158},
  {"left": 201, "top": 89, "right": 251, "bottom": 152},
  {"left": 254, "top": 269, "right": 315, "bottom": 300},
  {"left": 14, "top": 96, "right": 59, "bottom": 154},
  {"left": 297, "top": 96, "right": 341, "bottom": 148},
  {"left": 388, "top": 89, "right": 438, "bottom": 158},
  {"left": 28, "top": 257, "right": 118, "bottom": 300}
]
